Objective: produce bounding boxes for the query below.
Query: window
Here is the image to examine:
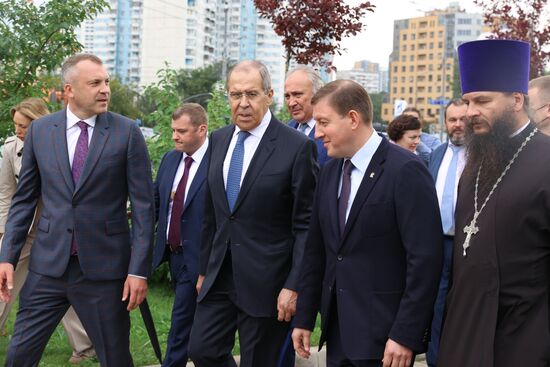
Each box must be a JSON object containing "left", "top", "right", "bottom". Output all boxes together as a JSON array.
[
  {"left": 402, "top": 45, "right": 407, "bottom": 51},
  {"left": 393, "top": 87, "right": 397, "bottom": 93},
  {"left": 401, "top": 87, "right": 405, "bottom": 93},
  {"left": 402, "top": 66, "right": 406, "bottom": 72},
  {"left": 410, "top": 55, "right": 415, "bottom": 61},
  {"left": 409, "top": 87, "right": 413, "bottom": 93},
  {"left": 394, "top": 66, "right": 398, "bottom": 72},
  {"left": 402, "top": 34, "right": 407, "bottom": 40},
  {"left": 410, "top": 65, "right": 414, "bottom": 72}
]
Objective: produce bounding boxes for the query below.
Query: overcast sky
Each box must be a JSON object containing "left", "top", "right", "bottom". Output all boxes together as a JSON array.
[{"left": 333, "top": 0, "right": 480, "bottom": 70}]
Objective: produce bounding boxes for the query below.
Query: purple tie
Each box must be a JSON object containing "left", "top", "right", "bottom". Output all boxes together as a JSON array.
[
  {"left": 70, "top": 121, "right": 89, "bottom": 255},
  {"left": 338, "top": 159, "right": 353, "bottom": 237},
  {"left": 72, "top": 121, "right": 89, "bottom": 185},
  {"left": 167, "top": 156, "right": 194, "bottom": 251}
]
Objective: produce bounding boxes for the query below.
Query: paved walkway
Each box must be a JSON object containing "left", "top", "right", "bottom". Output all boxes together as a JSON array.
[{"left": 148, "top": 352, "right": 428, "bottom": 367}]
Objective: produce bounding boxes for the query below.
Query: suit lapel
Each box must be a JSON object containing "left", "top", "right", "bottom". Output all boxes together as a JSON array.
[
  {"left": 164, "top": 151, "right": 183, "bottom": 208},
  {"left": 184, "top": 152, "right": 207, "bottom": 209},
  {"left": 429, "top": 142, "right": 447, "bottom": 180},
  {"left": 340, "top": 139, "right": 388, "bottom": 246},
  {"left": 232, "top": 118, "right": 277, "bottom": 212},
  {"left": 328, "top": 159, "right": 343, "bottom": 251},
  {"left": 52, "top": 111, "right": 74, "bottom": 192},
  {"left": 308, "top": 126, "right": 316, "bottom": 139},
  {"left": 74, "top": 112, "right": 110, "bottom": 196}
]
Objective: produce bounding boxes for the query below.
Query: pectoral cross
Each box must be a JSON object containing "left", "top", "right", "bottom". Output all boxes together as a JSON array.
[{"left": 462, "top": 216, "right": 479, "bottom": 256}]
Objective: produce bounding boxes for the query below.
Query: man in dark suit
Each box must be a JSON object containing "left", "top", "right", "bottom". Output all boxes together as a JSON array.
[
  {"left": 285, "top": 66, "right": 330, "bottom": 167},
  {"left": 188, "top": 60, "right": 318, "bottom": 367},
  {"left": 153, "top": 103, "right": 209, "bottom": 366},
  {"left": 425, "top": 99, "right": 467, "bottom": 367},
  {"left": 0, "top": 54, "right": 154, "bottom": 366},
  {"left": 292, "top": 80, "right": 443, "bottom": 367}
]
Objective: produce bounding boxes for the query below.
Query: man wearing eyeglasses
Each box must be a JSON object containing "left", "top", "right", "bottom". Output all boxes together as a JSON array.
[
  {"left": 528, "top": 75, "right": 550, "bottom": 135},
  {"left": 188, "top": 60, "right": 318, "bottom": 367}
]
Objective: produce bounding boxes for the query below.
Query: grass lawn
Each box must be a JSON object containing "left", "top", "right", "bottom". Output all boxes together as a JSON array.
[{"left": 0, "top": 282, "right": 321, "bottom": 366}]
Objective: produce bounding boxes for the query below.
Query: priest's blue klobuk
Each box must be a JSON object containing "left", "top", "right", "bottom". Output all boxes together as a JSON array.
[{"left": 458, "top": 39, "right": 530, "bottom": 94}]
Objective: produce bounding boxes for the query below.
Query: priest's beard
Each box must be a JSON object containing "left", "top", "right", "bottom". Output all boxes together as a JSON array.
[{"left": 463, "top": 110, "right": 518, "bottom": 197}]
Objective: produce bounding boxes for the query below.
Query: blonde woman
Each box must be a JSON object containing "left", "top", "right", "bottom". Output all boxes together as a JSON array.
[{"left": 0, "top": 98, "right": 96, "bottom": 363}]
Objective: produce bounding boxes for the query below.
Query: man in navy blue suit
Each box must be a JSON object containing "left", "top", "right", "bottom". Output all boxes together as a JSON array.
[
  {"left": 426, "top": 99, "right": 467, "bottom": 367},
  {"left": 153, "top": 103, "right": 209, "bottom": 366},
  {"left": 292, "top": 80, "right": 442, "bottom": 367},
  {"left": 285, "top": 66, "right": 330, "bottom": 166}
]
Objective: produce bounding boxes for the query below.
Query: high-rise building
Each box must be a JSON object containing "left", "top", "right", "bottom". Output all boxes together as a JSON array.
[
  {"left": 216, "top": 0, "right": 286, "bottom": 107},
  {"left": 337, "top": 60, "right": 386, "bottom": 94},
  {"left": 381, "top": 2, "right": 485, "bottom": 125}
]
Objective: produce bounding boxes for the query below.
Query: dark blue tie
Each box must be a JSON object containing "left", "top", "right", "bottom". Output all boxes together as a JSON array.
[{"left": 226, "top": 131, "right": 250, "bottom": 212}]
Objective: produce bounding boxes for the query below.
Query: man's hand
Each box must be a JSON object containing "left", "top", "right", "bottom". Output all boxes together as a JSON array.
[
  {"left": 382, "top": 338, "right": 413, "bottom": 367},
  {"left": 277, "top": 288, "right": 297, "bottom": 322},
  {"left": 292, "top": 328, "right": 312, "bottom": 359},
  {"left": 196, "top": 274, "right": 205, "bottom": 295},
  {"left": 0, "top": 263, "right": 14, "bottom": 303},
  {"left": 122, "top": 276, "right": 148, "bottom": 311}
]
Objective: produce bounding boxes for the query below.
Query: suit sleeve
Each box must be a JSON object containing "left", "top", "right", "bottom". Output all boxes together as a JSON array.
[
  {"left": 293, "top": 167, "right": 326, "bottom": 330},
  {"left": 0, "top": 143, "right": 17, "bottom": 233},
  {"left": 126, "top": 123, "right": 155, "bottom": 278},
  {"left": 284, "top": 138, "right": 319, "bottom": 290},
  {"left": 389, "top": 158, "right": 443, "bottom": 352},
  {"left": 0, "top": 125, "right": 41, "bottom": 266},
  {"left": 199, "top": 135, "right": 215, "bottom": 276},
  {"left": 154, "top": 151, "right": 170, "bottom": 223}
]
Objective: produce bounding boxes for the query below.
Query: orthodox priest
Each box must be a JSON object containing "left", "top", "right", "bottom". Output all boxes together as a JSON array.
[{"left": 437, "top": 39, "right": 550, "bottom": 367}]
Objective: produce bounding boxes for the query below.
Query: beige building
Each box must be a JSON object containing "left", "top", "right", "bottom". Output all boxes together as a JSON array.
[{"left": 382, "top": 3, "right": 485, "bottom": 127}]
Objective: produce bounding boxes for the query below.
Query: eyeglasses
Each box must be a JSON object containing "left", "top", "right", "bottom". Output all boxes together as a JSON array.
[{"left": 228, "top": 91, "right": 263, "bottom": 101}]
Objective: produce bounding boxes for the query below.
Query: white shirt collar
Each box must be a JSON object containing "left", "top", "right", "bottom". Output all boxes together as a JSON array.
[
  {"left": 66, "top": 106, "right": 97, "bottom": 130},
  {"left": 184, "top": 138, "right": 209, "bottom": 163},
  {"left": 349, "top": 130, "right": 383, "bottom": 174},
  {"left": 510, "top": 120, "right": 530, "bottom": 137},
  {"left": 233, "top": 110, "right": 272, "bottom": 138}
]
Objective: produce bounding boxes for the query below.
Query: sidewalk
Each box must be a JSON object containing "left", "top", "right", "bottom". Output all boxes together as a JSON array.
[{"left": 148, "top": 352, "right": 428, "bottom": 367}]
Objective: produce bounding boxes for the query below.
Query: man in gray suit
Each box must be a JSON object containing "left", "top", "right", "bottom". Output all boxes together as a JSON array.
[{"left": 0, "top": 54, "right": 155, "bottom": 366}]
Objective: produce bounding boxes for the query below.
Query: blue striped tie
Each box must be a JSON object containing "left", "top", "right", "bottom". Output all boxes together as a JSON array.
[{"left": 226, "top": 131, "right": 250, "bottom": 212}]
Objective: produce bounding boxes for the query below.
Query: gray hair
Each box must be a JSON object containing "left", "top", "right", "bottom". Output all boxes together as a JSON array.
[
  {"left": 286, "top": 66, "right": 323, "bottom": 93},
  {"left": 226, "top": 60, "right": 272, "bottom": 92},
  {"left": 61, "top": 54, "right": 103, "bottom": 85},
  {"left": 529, "top": 75, "right": 550, "bottom": 104}
]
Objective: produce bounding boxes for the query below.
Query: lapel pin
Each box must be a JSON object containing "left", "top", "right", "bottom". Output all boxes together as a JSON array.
[{"left": 369, "top": 172, "right": 375, "bottom": 178}]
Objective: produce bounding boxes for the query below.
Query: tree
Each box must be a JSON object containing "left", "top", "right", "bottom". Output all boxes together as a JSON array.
[
  {"left": 0, "top": 0, "right": 109, "bottom": 138},
  {"left": 176, "top": 62, "right": 223, "bottom": 105},
  {"left": 254, "top": 0, "right": 375, "bottom": 72},
  {"left": 474, "top": 0, "right": 550, "bottom": 78},
  {"left": 109, "top": 79, "right": 141, "bottom": 120}
]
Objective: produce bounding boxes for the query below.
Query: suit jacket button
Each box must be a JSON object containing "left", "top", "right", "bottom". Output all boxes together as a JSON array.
[
  {"left": 229, "top": 216, "right": 235, "bottom": 220},
  {"left": 67, "top": 228, "right": 73, "bottom": 233},
  {"left": 337, "top": 254, "right": 343, "bottom": 261}
]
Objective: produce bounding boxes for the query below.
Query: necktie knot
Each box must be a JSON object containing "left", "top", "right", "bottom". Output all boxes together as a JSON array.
[
  {"left": 298, "top": 123, "right": 308, "bottom": 133},
  {"left": 77, "top": 121, "right": 88, "bottom": 131},
  {"left": 343, "top": 159, "right": 353, "bottom": 176},
  {"left": 237, "top": 130, "right": 250, "bottom": 144},
  {"left": 450, "top": 144, "right": 461, "bottom": 154},
  {"left": 184, "top": 156, "right": 193, "bottom": 168}
]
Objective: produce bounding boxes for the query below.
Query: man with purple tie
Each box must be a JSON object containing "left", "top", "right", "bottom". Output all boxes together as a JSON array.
[{"left": 0, "top": 54, "right": 154, "bottom": 366}]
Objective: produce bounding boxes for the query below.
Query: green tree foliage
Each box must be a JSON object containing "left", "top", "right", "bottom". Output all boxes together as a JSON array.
[
  {"left": 0, "top": 0, "right": 109, "bottom": 140},
  {"left": 207, "top": 83, "right": 232, "bottom": 133},
  {"left": 275, "top": 104, "right": 292, "bottom": 123},
  {"left": 369, "top": 91, "right": 388, "bottom": 123},
  {"left": 142, "top": 67, "right": 182, "bottom": 174},
  {"left": 109, "top": 78, "right": 140, "bottom": 120},
  {"left": 176, "top": 62, "right": 223, "bottom": 106}
]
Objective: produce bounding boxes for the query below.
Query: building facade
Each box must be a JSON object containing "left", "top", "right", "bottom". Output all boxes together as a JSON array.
[{"left": 381, "top": 2, "right": 484, "bottom": 126}]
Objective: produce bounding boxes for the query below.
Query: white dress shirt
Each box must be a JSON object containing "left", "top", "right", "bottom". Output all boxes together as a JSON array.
[
  {"left": 223, "top": 110, "right": 272, "bottom": 188},
  {"left": 338, "top": 131, "right": 383, "bottom": 222},
  {"left": 66, "top": 107, "right": 95, "bottom": 167},
  {"left": 435, "top": 142, "right": 466, "bottom": 236},
  {"left": 166, "top": 138, "right": 209, "bottom": 238}
]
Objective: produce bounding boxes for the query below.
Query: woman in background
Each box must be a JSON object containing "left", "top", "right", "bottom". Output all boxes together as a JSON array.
[
  {"left": 387, "top": 114, "right": 429, "bottom": 164},
  {"left": 0, "top": 98, "right": 96, "bottom": 364}
]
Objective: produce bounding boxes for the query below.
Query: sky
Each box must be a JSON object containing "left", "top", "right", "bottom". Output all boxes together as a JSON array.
[{"left": 333, "top": 0, "right": 480, "bottom": 70}]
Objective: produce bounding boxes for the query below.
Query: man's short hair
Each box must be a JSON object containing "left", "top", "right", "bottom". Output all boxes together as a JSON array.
[
  {"left": 172, "top": 103, "right": 208, "bottom": 127},
  {"left": 62, "top": 54, "right": 103, "bottom": 85},
  {"left": 529, "top": 75, "right": 550, "bottom": 104},
  {"left": 402, "top": 106, "right": 422, "bottom": 119},
  {"left": 444, "top": 98, "right": 467, "bottom": 120},
  {"left": 286, "top": 66, "right": 323, "bottom": 94},
  {"left": 311, "top": 80, "right": 373, "bottom": 125},
  {"left": 226, "top": 60, "right": 272, "bottom": 92}
]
